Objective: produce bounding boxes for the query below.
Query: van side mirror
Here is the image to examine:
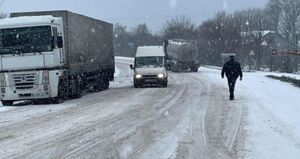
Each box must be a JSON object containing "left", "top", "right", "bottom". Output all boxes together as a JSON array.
[
  {"left": 130, "top": 64, "right": 134, "bottom": 70},
  {"left": 57, "top": 36, "right": 64, "bottom": 48}
]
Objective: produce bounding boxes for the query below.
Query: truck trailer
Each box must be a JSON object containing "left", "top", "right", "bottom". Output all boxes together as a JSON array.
[
  {"left": 164, "top": 39, "right": 199, "bottom": 72},
  {"left": 0, "top": 10, "right": 114, "bottom": 105}
]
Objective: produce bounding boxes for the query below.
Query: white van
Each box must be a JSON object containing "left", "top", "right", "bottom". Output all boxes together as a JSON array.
[{"left": 130, "top": 46, "right": 168, "bottom": 88}]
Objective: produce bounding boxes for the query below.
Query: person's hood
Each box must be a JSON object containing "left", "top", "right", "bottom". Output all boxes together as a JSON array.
[{"left": 135, "top": 67, "right": 166, "bottom": 75}]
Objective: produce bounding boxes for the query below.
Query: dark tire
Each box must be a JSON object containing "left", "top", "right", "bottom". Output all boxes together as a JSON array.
[
  {"left": 94, "top": 78, "right": 104, "bottom": 92},
  {"left": 134, "top": 83, "right": 139, "bottom": 88},
  {"left": 170, "top": 62, "right": 178, "bottom": 72},
  {"left": 73, "top": 81, "right": 84, "bottom": 98},
  {"left": 51, "top": 79, "right": 66, "bottom": 104},
  {"left": 103, "top": 79, "right": 109, "bottom": 90},
  {"left": 193, "top": 67, "right": 199, "bottom": 72},
  {"left": 73, "top": 89, "right": 83, "bottom": 98},
  {"left": 162, "top": 79, "right": 168, "bottom": 88},
  {"left": 134, "top": 80, "right": 142, "bottom": 88},
  {"left": 190, "top": 65, "right": 198, "bottom": 72},
  {"left": 2, "top": 101, "right": 14, "bottom": 106},
  {"left": 50, "top": 97, "right": 64, "bottom": 104},
  {"left": 162, "top": 83, "right": 168, "bottom": 88}
]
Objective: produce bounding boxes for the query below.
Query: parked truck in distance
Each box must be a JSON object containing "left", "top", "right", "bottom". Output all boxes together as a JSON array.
[
  {"left": 164, "top": 39, "right": 199, "bottom": 72},
  {"left": 0, "top": 10, "right": 114, "bottom": 106}
]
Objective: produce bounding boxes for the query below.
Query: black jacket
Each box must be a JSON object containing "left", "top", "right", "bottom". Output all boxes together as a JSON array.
[{"left": 221, "top": 60, "right": 243, "bottom": 79}]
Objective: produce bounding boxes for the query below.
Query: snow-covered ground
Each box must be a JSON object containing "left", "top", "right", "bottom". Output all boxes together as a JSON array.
[
  {"left": 201, "top": 66, "right": 300, "bottom": 159},
  {"left": 0, "top": 57, "right": 299, "bottom": 159},
  {"left": 241, "top": 72, "right": 300, "bottom": 158}
]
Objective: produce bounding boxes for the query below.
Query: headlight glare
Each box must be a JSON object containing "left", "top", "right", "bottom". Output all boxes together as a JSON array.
[
  {"left": 135, "top": 74, "right": 142, "bottom": 79},
  {"left": 157, "top": 73, "right": 164, "bottom": 78}
]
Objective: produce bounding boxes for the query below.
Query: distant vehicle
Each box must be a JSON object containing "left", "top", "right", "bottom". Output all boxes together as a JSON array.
[
  {"left": 130, "top": 46, "right": 168, "bottom": 88},
  {"left": 164, "top": 39, "right": 199, "bottom": 72},
  {"left": 0, "top": 10, "right": 115, "bottom": 106}
]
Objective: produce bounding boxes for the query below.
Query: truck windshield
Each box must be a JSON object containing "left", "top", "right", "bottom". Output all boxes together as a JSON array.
[
  {"left": 0, "top": 26, "right": 52, "bottom": 54},
  {"left": 135, "top": 57, "right": 164, "bottom": 68}
]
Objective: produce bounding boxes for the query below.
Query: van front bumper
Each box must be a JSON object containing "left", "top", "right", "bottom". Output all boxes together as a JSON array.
[{"left": 134, "top": 77, "right": 167, "bottom": 85}]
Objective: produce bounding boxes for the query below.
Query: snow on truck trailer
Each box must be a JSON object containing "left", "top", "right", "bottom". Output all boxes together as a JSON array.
[
  {"left": 0, "top": 11, "right": 114, "bottom": 106},
  {"left": 164, "top": 39, "right": 199, "bottom": 72}
]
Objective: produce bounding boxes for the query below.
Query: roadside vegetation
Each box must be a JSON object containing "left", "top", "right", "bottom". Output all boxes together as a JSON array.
[
  {"left": 114, "top": 0, "right": 300, "bottom": 73},
  {"left": 267, "top": 75, "right": 300, "bottom": 88}
]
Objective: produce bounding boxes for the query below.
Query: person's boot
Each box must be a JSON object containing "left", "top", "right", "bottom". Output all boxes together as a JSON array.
[
  {"left": 230, "top": 90, "right": 234, "bottom": 100},
  {"left": 230, "top": 95, "right": 234, "bottom": 100}
]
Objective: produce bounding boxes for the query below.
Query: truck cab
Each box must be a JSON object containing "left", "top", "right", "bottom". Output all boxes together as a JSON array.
[
  {"left": 130, "top": 46, "right": 168, "bottom": 88},
  {"left": 0, "top": 16, "right": 65, "bottom": 105}
]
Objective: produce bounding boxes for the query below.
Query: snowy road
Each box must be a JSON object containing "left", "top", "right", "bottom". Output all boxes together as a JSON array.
[{"left": 0, "top": 57, "right": 245, "bottom": 159}]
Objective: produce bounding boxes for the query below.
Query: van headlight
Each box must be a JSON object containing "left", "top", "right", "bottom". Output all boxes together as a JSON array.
[
  {"left": 135, "top": 74, "right": 143, "bottom": 79},
  {"left": 0, "top": 73, "right": 6, "bottom": 87},
  {"left": 43, "top": 71, "right": 49, "bottom": 84},
  {"left": 157, "top": 73, "right": 164, "bottom": 78}
]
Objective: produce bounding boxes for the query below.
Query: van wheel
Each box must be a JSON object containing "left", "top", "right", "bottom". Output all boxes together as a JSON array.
[
  {"left": 162, "top": 80, "right": 168, "bottom": 88},
  {"left": 2, "top": 101, "right": 14, "bottom": 106},
  {"left": 134, "top": 82, "right": 140, "bottom": 88}
]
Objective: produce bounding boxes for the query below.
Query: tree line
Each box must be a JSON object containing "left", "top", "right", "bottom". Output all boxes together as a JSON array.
[{"left": 114, "top": 0, "right": 300, "bottom": 73}]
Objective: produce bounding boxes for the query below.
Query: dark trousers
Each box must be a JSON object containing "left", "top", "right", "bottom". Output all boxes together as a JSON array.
[{"left": 227, "top": 78, "right": 237, "bottom": 99}]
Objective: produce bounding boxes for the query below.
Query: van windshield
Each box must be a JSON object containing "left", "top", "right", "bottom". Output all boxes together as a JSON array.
[
  {"left": 135, "top": 57, "right": 164, "bottom": 68},
  {"left": 0, "top": 26, "right": 52, "bottom": 54}
]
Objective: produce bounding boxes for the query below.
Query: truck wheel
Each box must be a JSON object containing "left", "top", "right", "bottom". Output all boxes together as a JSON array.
[
  {"left": 190, "top": 65, "right": 198, "bottom": 72},
  {"left": 73, "top": 81, "right": 84, "bottom": 98},
  {"left": 193, "top": 66, "right": 199, "bottom": 72},
  {"left": 74, "top": 88, "right": 84, "bottom": 98},
  {"left": 51, "top": 80, "right": 66, "bottom": 104},
  {"left": 94, "top": 78, "right": 104, "bottom": 92},
  {"left": 170, "top": 62, "right": 177, "bottom": 72},
  {"left": 103, "top": 79, "right": 110, "bottom": 90},
  {"left": 2, "top": 101, "right": 14, "bottom": 106},
  {"left": 50, "top": 97, "right": 64, "bottom": 104}
]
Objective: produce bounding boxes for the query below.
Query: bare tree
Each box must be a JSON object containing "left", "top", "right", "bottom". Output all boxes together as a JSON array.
[
  {"left": 265, "top": 0, "right": 281, "bottom": 33},
  {"left": 114, "top": 23, "right": 133, "bottom": 57},
  {"left": 114, "top": 23, "right": 162, "bottom": 57},
  {"left": 162, "top": 16, "right": 198, "bottom": 40},
  {"left": 0, "top": 0, "right": 7, "bottom": 19},
  {"left": 277, "top": 0, "right": 300, "bottom": 45}
]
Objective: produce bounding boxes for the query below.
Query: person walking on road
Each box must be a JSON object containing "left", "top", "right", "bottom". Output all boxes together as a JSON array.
[{"left": 221, "top": 55, "right": 243, "bottom": 100}]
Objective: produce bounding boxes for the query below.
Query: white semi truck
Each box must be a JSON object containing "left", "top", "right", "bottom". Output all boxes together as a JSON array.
[{"left": 0, "top": 11, "right": 115, "bottom": 106}]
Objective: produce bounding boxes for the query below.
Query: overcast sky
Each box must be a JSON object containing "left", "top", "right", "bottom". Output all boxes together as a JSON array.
[{"left": 1, "top": 0, "right": 268, "bottom": 33}]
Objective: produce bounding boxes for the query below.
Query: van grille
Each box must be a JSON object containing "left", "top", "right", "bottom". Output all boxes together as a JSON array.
[
  {"left": 12, "top": 73, "right": 38, "bottom": 90},
  {"left": 143, "top": 75, "right": 157, "bottom": 78}
]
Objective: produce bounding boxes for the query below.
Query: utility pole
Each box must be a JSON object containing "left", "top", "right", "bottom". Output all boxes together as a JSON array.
[{"left": 261, "top": 40, "right": 268, "bottom": 71}]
